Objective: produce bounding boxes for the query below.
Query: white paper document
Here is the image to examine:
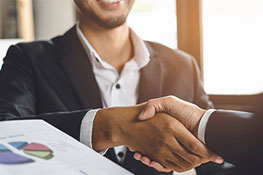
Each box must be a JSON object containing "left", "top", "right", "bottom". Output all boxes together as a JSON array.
[{"left": 0, "top": 120, "right": 133, "bottom": 175}]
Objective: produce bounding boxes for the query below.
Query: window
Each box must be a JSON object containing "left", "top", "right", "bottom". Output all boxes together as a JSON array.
[
  {"left": 0, "top": 39, "right": 22, "bottom": 68},
  {"left": 202, "top": 0, "right": 263, "bottom": 95},
  {"left": 127, "top": 0, "right": 177, "bottom": 49}
]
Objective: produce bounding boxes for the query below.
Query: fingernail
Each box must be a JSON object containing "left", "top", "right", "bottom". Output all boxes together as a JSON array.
[
  {"left": 215, "top": 157, "right": 224, "bottom": 164},
  {"left": 134, "top": 154, "right": 139, "bottom": 159}
]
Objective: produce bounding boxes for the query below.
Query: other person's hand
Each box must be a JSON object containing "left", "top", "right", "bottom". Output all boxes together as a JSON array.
[{"left": 139, "top": 96, "right": 206, "bottom": 136}]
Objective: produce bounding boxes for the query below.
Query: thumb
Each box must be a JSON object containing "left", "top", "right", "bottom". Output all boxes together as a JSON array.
[
  {"left": 208, "top": 151, "right": 224, "bottom": 164},
  {"left": 138, "top": 105, "right": 156, "bottom": 120},
  {"left": 213, "top": 156, "right": 224, "bottom": 164}
]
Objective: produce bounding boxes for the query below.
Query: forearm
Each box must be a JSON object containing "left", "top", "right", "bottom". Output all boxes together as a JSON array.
[
  {"left": 1, "top": 110, "right": 89, "bottom": 140},
  {"left": 92, "top": 104, "right": 145, "bottom": 151},
  {"left": 205, "top": 110, "right": 261, "bottom": 166}
]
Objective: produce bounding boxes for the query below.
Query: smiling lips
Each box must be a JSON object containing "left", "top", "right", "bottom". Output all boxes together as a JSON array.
[
  {"left": 97, "top": 0, "right": 122, "bottom": 9},
  {"left": 99, "top": 0, "right": 122, "bottom": 4}
]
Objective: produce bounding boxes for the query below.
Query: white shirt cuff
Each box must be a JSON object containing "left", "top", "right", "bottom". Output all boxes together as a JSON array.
[
  {"left": 198, "top": 109, "right": 216, "bottom": 144},
  {"left": 80, "top": 109, "right": 108, "bottom": 155}
]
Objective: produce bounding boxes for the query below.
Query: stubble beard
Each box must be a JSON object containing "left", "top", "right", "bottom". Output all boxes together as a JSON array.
[{"left": 87, "top": 9, "right": 129, "bottom": 29}]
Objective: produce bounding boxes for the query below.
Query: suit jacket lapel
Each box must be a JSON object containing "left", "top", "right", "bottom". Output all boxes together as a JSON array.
[
  {"left": 57, "top": 26, "right": 102, "bottom": 109},
  {"left": 124, "top": 42, "right": 166, "bottom": 174},
  {"left": 57, "top": 29, "right": 163, "bottom": 108},
  {"left": 137, "top": 42, "right": 164, "bottom": 103}
]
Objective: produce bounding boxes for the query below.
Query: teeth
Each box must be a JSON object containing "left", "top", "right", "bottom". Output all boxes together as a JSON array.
[{"left": 100, "top": 0, "right": 121, "bottom": 4}]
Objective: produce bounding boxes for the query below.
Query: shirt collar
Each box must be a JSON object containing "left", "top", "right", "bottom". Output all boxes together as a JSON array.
[
  {"left": 76, "top": 25, "right": 105, "bottom": 67},
  {"left": 76, "top": 24, "right": 150, "bottom": 71}
]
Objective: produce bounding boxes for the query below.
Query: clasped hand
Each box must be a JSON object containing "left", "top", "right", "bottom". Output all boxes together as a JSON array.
[
  {"left": 93, "top": 97, "right": 223, "bottom": 173},
  {"left": 128, "top": 96, "right": 223, "bottom": 173}
]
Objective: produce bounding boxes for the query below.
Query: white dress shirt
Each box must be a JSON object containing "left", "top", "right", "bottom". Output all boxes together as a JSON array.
[
  {"left": 198, "top": 109, "right": 216, "bottom": 143},
  {"left": 77, "top": 26, "right": 150, "bottom": 164}
]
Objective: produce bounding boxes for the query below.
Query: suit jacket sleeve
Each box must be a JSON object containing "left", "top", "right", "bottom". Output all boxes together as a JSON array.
[
  {"left": 205, "top": 110, "right": 263, "bottom": 169},
  {"left": 0, "top": 45, "right": 89, "bottom": 140}
]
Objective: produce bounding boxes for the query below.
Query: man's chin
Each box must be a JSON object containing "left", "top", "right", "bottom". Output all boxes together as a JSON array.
[{"left": 94, "top": 16, "right": 127, "bottom": 29}]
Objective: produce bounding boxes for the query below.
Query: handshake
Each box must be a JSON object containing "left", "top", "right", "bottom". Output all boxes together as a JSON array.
[{"left": 92, "top": 96, "right": 224, "bottom": 173}]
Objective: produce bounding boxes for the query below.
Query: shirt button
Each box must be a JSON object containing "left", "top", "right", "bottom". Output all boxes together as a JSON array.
[
  {"left": 118, "top": 152, "right": 124, "bottom": 158},
  {"left": 115, "top": 84, "right": 121, "bottom": 89}
]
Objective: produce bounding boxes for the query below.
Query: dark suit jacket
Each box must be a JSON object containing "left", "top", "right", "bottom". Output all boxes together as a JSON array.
[
  {"left": 206, "top": 108, "right": 263, "bottom": 174},
  {"left": 0, "top": 26, "right": 217, "bottom": 175}
]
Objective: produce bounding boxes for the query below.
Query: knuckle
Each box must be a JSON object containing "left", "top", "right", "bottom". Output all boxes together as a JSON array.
[
  {"left": 179, "top": 162, "right": 192, "bottom": 170},
  {"left": 190, "top": 156, "right": 201, "bottom": 165},
  {"left": 189, "top": 142, "right": 199, "bottom": 152},
  {"left": 166, "top": 123, "right": 176, "bottom": 133},
  {"left": 167, "top": 141, "right": 181, "bottom": 154},
  {"left": 147, "top": 99, "right": 155, "bottom": 106}
]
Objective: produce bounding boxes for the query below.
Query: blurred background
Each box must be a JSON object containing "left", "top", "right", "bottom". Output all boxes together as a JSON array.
[{"left": 0, "top": 0, "right": 262, "bottom": 110}]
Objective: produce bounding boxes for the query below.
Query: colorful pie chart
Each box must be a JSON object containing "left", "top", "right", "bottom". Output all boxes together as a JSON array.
[{"left": 0, "top": 142, "right": 54, "bottom": 165}]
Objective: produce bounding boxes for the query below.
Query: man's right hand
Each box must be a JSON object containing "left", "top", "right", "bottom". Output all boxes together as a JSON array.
[
  {"left": 91, "top": 104, "right": 219, "bottom": 173},
  {"left": 133, "top": 96, "right": 223, "bottom": 172}
]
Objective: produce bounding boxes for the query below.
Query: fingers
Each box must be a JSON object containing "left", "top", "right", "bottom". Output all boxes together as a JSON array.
[
  {"left": 135, "top": 150, "right": 194, "bottom": 172},
  {"left": 168, "top": 152, "right": 194, "bottom": 170},
  {"left": 164, "top": 160, "right": 188, "bottom": 173},
  {"left": 173, "top": 121, "right": 222, "bottom": 164},
  {"left": 208, "top": 151, "right": 224, "bottom": 164},
  {"left": 141, "top": 156, "right": 151, "bottom": 165},
  {"left": 138, "top": 105, "right": 156, "bottom": 120},
  {"left": 134, "top": 153, "right": 172, "bottom": 173},
  {"left": 138, "top": 96, "right": 177, "bottom": 120},
  {"left": 138, "top": 95, "right": 206, "bottom": 134},
  {"left": 170, "top": 138, "right": 205, "bottom": 167},
  {"left": 215, "top": 157, "right": 224, "bottom": 164},
  {"left": 133, "top": 111, "right": 221, "bottom": 173},
  {"left": 134, "top": 152, "right": 142, "bottom": 160},
  {"left": 150, "top": 161, "right": 172, "bottom": 172},
  {"left": 134, "top": 115, "right": 209, "bottom": 172},
  {"left": 134, "top": 153, "right": 153, "bottom": 168},
  {"left": 128, "top": 147, "right": 136, "bottom": 152}
]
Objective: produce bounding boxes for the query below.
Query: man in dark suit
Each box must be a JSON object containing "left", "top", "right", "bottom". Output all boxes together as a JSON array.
[
  {"left": 135, "top": 96, "right": 263, "bottom": 174},
  {"left": 0, "top": 0, "right": 225, "bottom": 174}
]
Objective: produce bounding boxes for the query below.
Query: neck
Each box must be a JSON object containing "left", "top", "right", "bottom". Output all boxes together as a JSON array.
[{"left": 79, "top": 16, "right": 134, "bottom": 74}]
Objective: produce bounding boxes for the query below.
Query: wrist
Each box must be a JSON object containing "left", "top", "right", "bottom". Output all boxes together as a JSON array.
[
  {"left": 192, "top": 108, "right": 206, "bottom": 137},
  {"left": 92, "top": 105, "right": 145, "bottom": 151},
  {"left": 92, "top": 108, "right": 123, "bottom": 151}
]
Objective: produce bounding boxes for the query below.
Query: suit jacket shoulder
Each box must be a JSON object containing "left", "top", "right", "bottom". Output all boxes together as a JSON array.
[
  {"left": 142, "top": 41, "right": 213, "bottom": 109},
  {"left": 145, "top": 41, "right": 195, "bottom": 67},
  {"left": 0, "top": 30, "right": 91, "bottom": 139}
]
